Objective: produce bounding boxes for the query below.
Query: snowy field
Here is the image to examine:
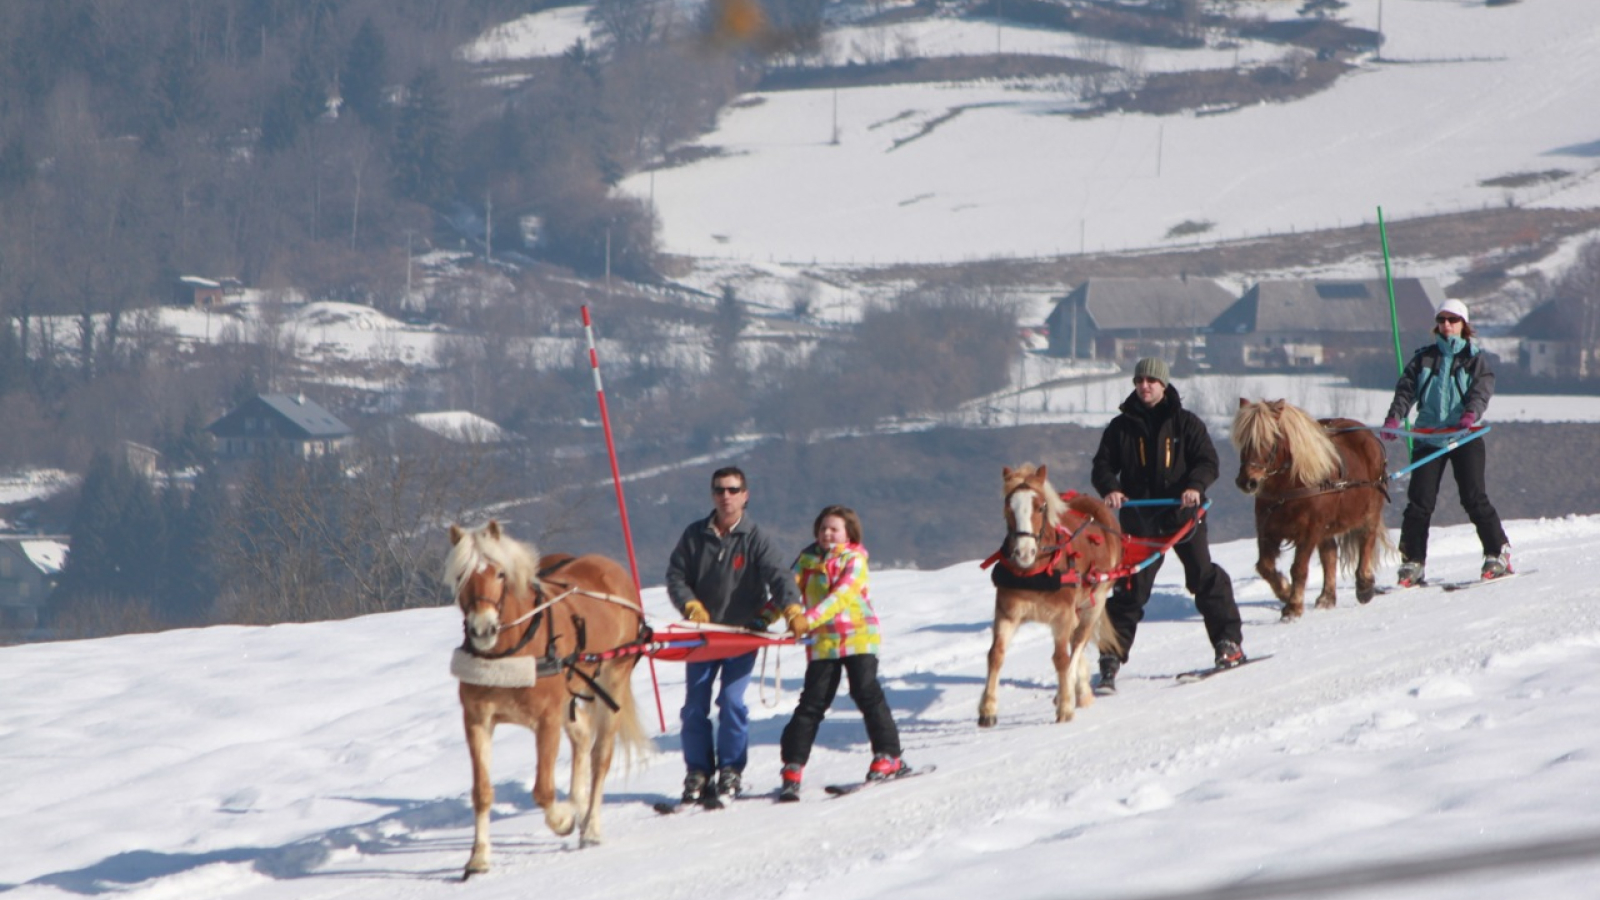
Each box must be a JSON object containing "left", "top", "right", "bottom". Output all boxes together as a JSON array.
[
  {"left": 6, "top": 516, "right": 1600, "bottom": 899},
  {"left": 608, "top": 0, "right": 1600, "bottom": 264}
]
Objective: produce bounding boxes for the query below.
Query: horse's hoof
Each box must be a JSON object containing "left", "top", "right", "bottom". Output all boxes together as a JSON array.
[
  {"left": 463, "top": 860, "right": 489, "bottom": 880},
  {"left": 1280, "top": 607, "right": 1303, "bottom": 622},
  {"left": 1054, "top": 711, "right": 1075, "bottom": 724},
  {"left": 580, "top": 833, "right": 604, "bottom": 849},
  {"left": 1315, "top": 598, "right": 1336, "bottom": 610},
  {"left": 977, "top": 714, "right": 997, "bottom": 728}
]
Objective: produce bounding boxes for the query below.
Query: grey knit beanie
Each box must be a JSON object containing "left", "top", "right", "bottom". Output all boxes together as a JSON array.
[{"left": 1133, "top": 357, "right": 1170, "bottom": 386}]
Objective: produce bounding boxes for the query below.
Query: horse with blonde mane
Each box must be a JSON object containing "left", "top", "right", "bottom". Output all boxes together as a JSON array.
[
  {"left": 1231, "top": 400, "right": 1392, "bottom": 620},
  {"left": 444, "top": 521, "right": 650, "bottom": 879},
  {"left": 980, "top": 464, "right": 1123, "bottom": 727}
]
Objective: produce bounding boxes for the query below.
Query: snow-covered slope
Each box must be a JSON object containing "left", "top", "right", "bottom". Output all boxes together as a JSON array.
[
  {"left": 620, "top": 0, "right": 1600, "bottom": 263},
  {"left": 7, "top": 516, "right": 1600, "bottom": 899}
]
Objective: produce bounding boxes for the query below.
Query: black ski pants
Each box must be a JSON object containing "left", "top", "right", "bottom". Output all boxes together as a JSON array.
[
  {"left": 780, "top": 654, "right": 901, "bottom": 766},
  {"left": 1104, "top": 516, "right": 1241, "bottom": 663},
  {"left": 1399, "top": 435, "right": 1507, "bottom": 563}
]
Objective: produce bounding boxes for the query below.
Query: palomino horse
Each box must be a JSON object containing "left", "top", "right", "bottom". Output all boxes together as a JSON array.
[
  {"left": 1231, "top": 399, "right": 1392, "bottom": 620},
  {"left": 980, "top": 464, "right": 1123, "bottom": 727},
  {"left": 445, "top": 521, "right": 650, "bottom": 879}
]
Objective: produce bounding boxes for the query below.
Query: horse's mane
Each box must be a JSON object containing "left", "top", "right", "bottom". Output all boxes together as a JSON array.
[
  {"left": 443, "top": 522, "right": 542, "bottom": 598},
  {"left": 1231, "top": 400, "right": 1341, "bottom": 485},
  {"left": 1003, "top": 463, "right": 1068, "bottom": 528},
  {"left": 1065, "top": 494, "right": 1119, "bottom": 535}
]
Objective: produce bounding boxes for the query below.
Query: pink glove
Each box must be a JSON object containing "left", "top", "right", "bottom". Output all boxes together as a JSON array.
[
  {"left": 1457, "top": 412, "right": 1476, "bottom": 430},
  {"left": 1381, "top": 417, "right": 1400, "bottom": 442}
]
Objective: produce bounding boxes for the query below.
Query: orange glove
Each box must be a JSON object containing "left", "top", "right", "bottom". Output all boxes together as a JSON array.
[
  {"left": 684, "top": 600, "right": 710, "bottom": 623},
  {"left": 783, "top": 605, "right": 810, "bottom": 636}
]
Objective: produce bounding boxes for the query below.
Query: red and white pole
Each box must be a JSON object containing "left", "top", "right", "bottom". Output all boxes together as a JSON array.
[{"left": 582, "top": 305, "right": 666, "bottom": 731}]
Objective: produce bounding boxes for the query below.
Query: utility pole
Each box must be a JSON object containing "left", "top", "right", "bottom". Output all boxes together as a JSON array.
[
  {"left": 402, "top": 229, "right": 415, "bottom": 310},
  {"left": 831, "top": 88, "right": 839, "bottom": 145},
  {"left": 1376, "top": 0, "right": 1385, "bottom": 61}
]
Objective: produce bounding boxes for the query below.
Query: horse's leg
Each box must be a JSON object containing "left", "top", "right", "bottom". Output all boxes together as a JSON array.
[
  {"left": 979, "top": 602, "right": 1020, "bottom": 728},
  {"left": 1283, "top": 541, "right": 1314, "bottom": 621},
  {"left": 1050, "top": 608, "right": 1076, "bottom": 723},
  {"left": 463, "top": 713, "right": 495, "bottom": 878},
  {"left": 533, "top": 708, "right": 577, "bottom": 837},
  {"left": 1068, "top": 602, "right": 1098, "bottom": 712},
  {"left": 1255, "top": 533, "right": 1290, "bottom": 603},
  {"left": 579, "top": 698, "right": 621, "bottom": 848},
  {"left": 1356, "top": 525, "right": 1379, "bottom": 604},
  {"left": 564, "top": 698, "right": 596, "bottom": 838},
  {"left": 1314, "top": 537, "right": 1339, "bottom": 610}
]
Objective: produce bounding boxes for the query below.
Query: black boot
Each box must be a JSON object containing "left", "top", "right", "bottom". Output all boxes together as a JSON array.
[
  {"left": 681, "top": 771, "right": 708, "bottom": 805},
  {"left": 1096, "top": 656, "right": 1120, "bottom": 695}
]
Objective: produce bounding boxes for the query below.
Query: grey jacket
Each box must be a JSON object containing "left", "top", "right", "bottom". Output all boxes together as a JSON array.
[{"left": 665, "top": 514, "right": 799, "bottom": 628}]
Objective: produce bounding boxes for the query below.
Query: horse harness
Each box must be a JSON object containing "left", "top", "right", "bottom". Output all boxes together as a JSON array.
[
  {"left": 1254, "top": 439, "right": 1390, "bottom": 514},
  {"left": 988, "top": 486, "right": 1114, "bottom": 589},
  {"left": 460, "top": 556, "right": 649, "bottom": 714}
]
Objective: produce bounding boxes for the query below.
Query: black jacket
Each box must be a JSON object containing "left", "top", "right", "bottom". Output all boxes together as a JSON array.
[
  {"left": 1091, "top": 384, "right": 1219, "bottom": 531},
  {"left": 664, "top": 514, "right": 799, "bottom": 628}
]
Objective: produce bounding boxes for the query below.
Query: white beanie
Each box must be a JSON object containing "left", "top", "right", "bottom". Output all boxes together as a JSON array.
[{"left": 1437, "top": 299, "right": 1470, "bottom": 323}]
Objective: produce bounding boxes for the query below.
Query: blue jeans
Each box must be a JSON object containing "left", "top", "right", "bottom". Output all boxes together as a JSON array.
[{"left": 680, "top": 651, "right": 757, "bottom": 774}]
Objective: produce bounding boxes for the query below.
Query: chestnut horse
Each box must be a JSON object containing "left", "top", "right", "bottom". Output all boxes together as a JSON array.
[
  {"left": 445, "top": 521, "right": 650, "bottom": 879},
  {"left": 980, "top": 464, "right": 1123, "bottom": 727},
  {"left": 1231, "top": 400, "right": 1392, "bottom": 620}
]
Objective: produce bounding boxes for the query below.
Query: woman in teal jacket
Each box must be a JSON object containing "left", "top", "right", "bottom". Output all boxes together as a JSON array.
[{"left": 1383, "top": 299, "right": 1510, "bottom": 585}]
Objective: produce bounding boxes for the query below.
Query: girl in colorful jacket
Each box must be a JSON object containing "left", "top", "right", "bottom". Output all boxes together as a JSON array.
[{"left": 775, "top": 505, "right": 908, "bottom": 800}]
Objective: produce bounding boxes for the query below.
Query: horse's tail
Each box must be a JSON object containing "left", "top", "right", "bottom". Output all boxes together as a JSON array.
[
  {"left": 1336, "top": 524, "right": 1397, "bottom": 576},
  {"left": 609, "top": 666, "right": 652, "bottom": 772},
  {"left": 1093, "top": 587, "right": 1124, "bottom": 659}
]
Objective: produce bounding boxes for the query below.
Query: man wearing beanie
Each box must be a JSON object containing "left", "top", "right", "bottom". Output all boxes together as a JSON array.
[{"left": 1090, "top": 357, "right": 1245, "bottom": 691}]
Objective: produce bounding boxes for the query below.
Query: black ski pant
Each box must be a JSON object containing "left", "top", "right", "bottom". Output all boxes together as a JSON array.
[
  {"left": 1103, "top": 517, "right": 1241, "bottom": 663},
  {"left": 1399, "top": 435, "right": 1508, "bottom": 563},
  {"left": 780, "top": 654, "right": 901, "bottom": 767}
]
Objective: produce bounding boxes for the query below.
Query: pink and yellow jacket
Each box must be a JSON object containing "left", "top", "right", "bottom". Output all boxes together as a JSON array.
[{"left": 792, "top": 542, "right": 881, "bottom": 660}]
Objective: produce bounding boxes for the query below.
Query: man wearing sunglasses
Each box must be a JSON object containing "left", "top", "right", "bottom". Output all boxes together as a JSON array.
[
  {"left": 665, "top": 466, "right": 799, "bottom": 807},
  {"left": 1382, "top": 298, "right": 1511, "bottom": 586}
]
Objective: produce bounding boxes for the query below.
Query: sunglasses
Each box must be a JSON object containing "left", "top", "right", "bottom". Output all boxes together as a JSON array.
[
  {"left": 1435, "top": 315, "right": 1463, "bottom": 325},
  {"left": 712, "top": 485, "right": 745, "bottom": 496}
]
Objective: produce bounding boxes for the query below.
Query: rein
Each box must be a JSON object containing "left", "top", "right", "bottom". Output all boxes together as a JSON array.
[
  {"left": 457, "top": 566, "right": 647, "bottom": 711},
  {"left": 1253, "top": 441, "right": 1389, "bottom": 513}
]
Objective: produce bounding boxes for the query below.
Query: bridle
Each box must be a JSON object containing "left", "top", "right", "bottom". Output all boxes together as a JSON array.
[
  {"left": 1241, "top": 439, "right": 1291, "bottom": 483},
  {"left": 1005, "top": 485, "right": 1067, "bottom": 554}
]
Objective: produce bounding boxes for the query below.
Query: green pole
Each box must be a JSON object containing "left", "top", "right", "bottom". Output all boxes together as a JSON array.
[
  {"left": 1378, "top": 206, "right": 1411, "bottom": 450},
  {"left": 1378, "top": 206, "right": 1405, "bottom": 377}
]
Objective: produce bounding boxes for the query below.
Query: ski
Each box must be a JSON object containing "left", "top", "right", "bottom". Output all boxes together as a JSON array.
[
  {"left": 651, "top": 790, "right": 775, "bottom": 815},
  {"left": 823, "top": 764, "right": 936, "bottom": 797},
  {"left": 1176, "top": 653, "right": 1274, "bottom": 684},
  {"left": 1439, "top": 569, "right": 1534, "bottom": 592},
  {"left": 1373, "top": 581, "right": 1429, "bottom": 596}
]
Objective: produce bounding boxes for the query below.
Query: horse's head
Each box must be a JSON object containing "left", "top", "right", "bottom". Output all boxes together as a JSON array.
[
  {"left": 1232, "top": 399, "right": 1288, "bottom": 495},
  {"left": 1231, "top": 398, "right": 1341, "bottom": 494},
  {"left": 1001, "top": 463, "right": 1063, "bottom": 570},
  {"left": 445, "top": 520, "right": 540, "bottom": 654}
]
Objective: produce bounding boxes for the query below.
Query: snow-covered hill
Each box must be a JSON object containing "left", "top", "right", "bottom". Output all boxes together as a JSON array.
[
  {"left": 619, "top": 0, "right": 1600, "bottom": 266},
  {"left": 8, "top": 515, "right": 1600, "bottom": 899}
]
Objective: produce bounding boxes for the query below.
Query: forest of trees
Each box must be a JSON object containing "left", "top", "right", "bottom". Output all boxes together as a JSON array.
[{"left": 0, "top": 0, "right": 815, "bottom": 474}]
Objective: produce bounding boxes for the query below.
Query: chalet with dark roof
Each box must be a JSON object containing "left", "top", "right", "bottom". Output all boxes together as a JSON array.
[
  {"left": 207, "top": 394, "right": 354, "bottom": 460},
  {"left": 1514, "top": 298, "right": 1598, "bottom": 379},
  {"left": 1045, "top": 277, "right": 1236, "bottom": 361},
  {"left": 1207, "top": 278, "right": 1443, "bottom": 370},
  {"left": 0, "top": 536, "right": 67, "bottom": 636}
]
